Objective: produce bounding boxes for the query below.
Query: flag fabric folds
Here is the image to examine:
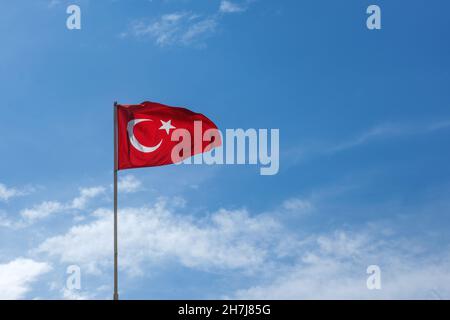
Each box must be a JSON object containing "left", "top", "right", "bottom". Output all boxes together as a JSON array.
[{"left": 116, "top": 101, "right": 220, "bottom": 170}]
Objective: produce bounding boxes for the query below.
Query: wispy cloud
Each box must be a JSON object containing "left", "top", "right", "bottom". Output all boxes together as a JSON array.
[
  {"left": 20, "top": 201, "right": 65, "bottom": 221},
  {"left": 118, "top": 175, "right": 142, "bottom": 194},
  {"left": 47, "top": 0, "right": 61, "bottom": 8},
  {"left": 124, "top": 12, "right": 217, "bottom": 47},
  {"left": 35, "top": 192, "right": 450, "bottom": 299},
  {"left": 0, "top": 258, "right": 52, "bottom": 299},
  {"left": 70, "top": 186, "right": 105, "bottom": 210},
  {"left": 331, "top": 120, "right": 450, "bottom": 153},
  {"left": 37, "top": 198, "right": 282, "bottom": 275},
  {"left": 121, "top": 0, "right": 254, "bottom": 47},
  {"left": 0, "top": 212, "right": 17, "bottom": 228},
  {"left": 330, "top": 124, "right": 406, "bottom": 153},
  {"left": 0, "top": 183, "right": 32, "bottom": 202},
  {"left": 285, "top": 119, "right": 450, "bottom": 166},
  {"left": 3, "top": 177, "right": 448, "bottom": 299},
  {"left": 12, "top": 185, "right": 106, "bottom": 225},
  {"left": 233, "top": 229, "right": 450, "bottom": 299},
  {"left": 282, "top": 197, "right": 314, "bottom": 213},
  {"left": 219, "top": 1, "right": 247, "bottom": 14}
]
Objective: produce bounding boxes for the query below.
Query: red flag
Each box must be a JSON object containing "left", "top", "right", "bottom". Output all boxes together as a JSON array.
[{"left": 116, "top": 101, "right": 221, "bottom": 170}]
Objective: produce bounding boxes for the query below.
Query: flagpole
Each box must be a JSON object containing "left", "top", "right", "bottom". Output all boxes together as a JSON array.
[{"left": 113, "top": 101, "right": 119, "bottom": 300}]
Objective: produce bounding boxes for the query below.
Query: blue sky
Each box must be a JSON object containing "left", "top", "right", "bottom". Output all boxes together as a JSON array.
[{"left": 1, "top": 0, "right": 450, "bottom": 299}]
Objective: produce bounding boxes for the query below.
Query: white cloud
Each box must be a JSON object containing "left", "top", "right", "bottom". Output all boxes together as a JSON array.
[
  {"left": 122, "top": 0, "right": 257, "bottom": 47},
  {"left": 181, "top": 17, "right": 217, "bottom": 45},
  {"left": 61, "top": 288, "right": 94, "bottom": 300},
  {"left": 47, "top": 0, "right": 61, "bottom": 8},
  {"left": 70, "top": 186, "right": 105, "bottom": 210},
  {"left": 0, "top": 183, "right": 29, "bottom": 201},
  {"left": 331, "top": 119, "right": 450, "bottom": 153},
  {"left": 330, "top": 124, "right": 405, "bottom": 153},
  {"left": 16, "top": 186, "right": 105, "bottom": 224},
  {"left": 127, "top": 12, "right": 218, "bottom": 47},
  {"left": 26, "top": 187, "right": 450, "bottom": 300},
  {"left": 428, "top": 120, "right": 450, "bottom": 131},
  {"left": 36, "top": 197, "right": 450, "bottom": 299},
  {"left": 118, "top": 175, "right": 142, "bottom": 194},
  {"left": 5, "top": 174, "right": 446, "bottom": 300},
  {"left": 282, "top": 198, "right": 313, "bottom": 213},
  {"left": 285, "top": 119, "right": 450, "bottom": 167},
  {"left": 60, "top": 283, "right": 110, "bottom": 300},
  {"left": 0, "top": 258, "right": 52, "bottom": 299},
  {"left": 0, "top": 210, "right": 15, "bottom": 228},
  {"left": 37, "top": 199, "right": 282, "bottom": 275},
  {"left": 123, "top": 0, "right": 256, "bottom": 47},
  {"left": 219, "top": 1, "right": 246, "bottom": 14},
  {"left": 233, "top": 230, "right": 450, "bottom": 299},
  {"left": 20, "top": 201, "right": 64, "bottom": 221}
]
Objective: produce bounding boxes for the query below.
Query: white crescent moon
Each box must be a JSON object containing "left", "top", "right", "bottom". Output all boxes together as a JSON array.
[{"left": 127, "top": 119, "right": 163, "bottom": 153}]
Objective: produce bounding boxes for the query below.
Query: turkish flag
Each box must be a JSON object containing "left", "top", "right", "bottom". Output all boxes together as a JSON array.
[{"left": 116, "top": 101, "right": 221, "bottom": 170}]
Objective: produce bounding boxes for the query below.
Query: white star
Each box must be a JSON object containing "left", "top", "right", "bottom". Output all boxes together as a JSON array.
[{"left": 159, "top": 119, "right": 176, "bottom": 135}]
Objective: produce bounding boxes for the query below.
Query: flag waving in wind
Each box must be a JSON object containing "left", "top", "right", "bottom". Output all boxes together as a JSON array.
[{"left": 116, "top": 101, "right": 221, "bottom": 170}]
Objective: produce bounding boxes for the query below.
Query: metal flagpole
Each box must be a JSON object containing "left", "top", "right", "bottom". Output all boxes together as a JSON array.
[{"left": 113, "top": 101, "right": 119, "bottom": 300}]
